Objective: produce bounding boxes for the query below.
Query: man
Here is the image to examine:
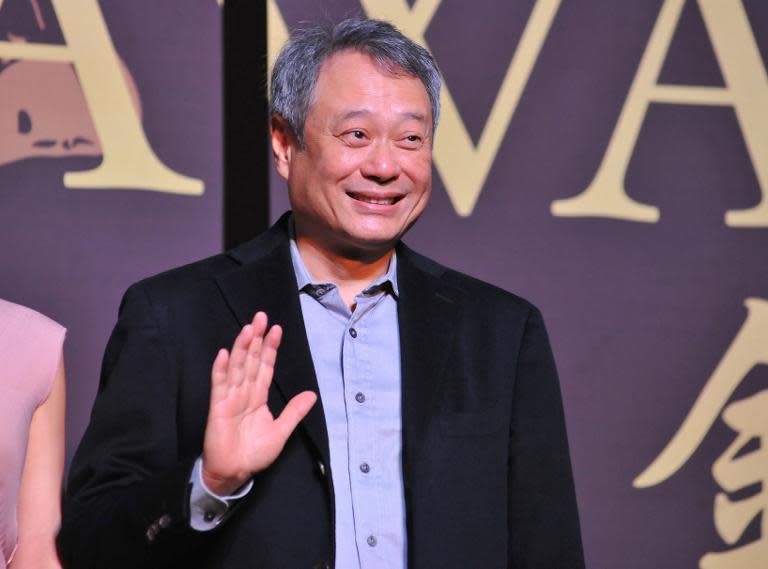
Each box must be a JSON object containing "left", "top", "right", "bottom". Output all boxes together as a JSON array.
[{"left": 59, "top": 18, "right": 584, "bottom": 569}]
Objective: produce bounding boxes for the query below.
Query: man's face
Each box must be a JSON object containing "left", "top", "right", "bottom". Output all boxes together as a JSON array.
[{"left": 273, "top": 50, "right": 433, "bottom": 258}]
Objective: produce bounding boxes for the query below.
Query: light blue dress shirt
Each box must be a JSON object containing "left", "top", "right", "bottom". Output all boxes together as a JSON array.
[
  {"left": 290, "top": 239, "right": 406, "bottom": 569},
  {"left": 190, "top": 238, "right": 407, "bottom": 569}
]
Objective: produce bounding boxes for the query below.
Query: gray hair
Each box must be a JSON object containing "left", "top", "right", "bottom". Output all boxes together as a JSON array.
[{"left": 270, "top": 18, "right": 441, "bottom": 146}]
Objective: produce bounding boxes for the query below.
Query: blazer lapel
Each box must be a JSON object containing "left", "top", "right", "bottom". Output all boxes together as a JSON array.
[
  {"left": 214, "top": 220, "right": 331, "bottom": 467},
  {"left": 396, "top": 243, "right": 462, "bottom": 488}
]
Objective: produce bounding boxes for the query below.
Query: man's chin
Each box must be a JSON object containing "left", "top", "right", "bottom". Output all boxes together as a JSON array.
[
  {"left": 348, "top": 217, "right": 417, "bottom": 243},
  {"left": 337, "top": 232, "right": 402, "bottom": 260}
]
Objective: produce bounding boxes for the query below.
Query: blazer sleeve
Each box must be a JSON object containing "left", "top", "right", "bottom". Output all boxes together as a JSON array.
[
  {"left": 507, "top": 306, "right": 585, "bottom": 568},
  {"left": 57, "top": 283, "right": 211, "bottom": 569}
]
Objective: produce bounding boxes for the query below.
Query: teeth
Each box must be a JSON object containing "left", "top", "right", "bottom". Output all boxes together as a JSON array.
[{"left": 354, "top": 195, "right": 396, "bottom": 205}]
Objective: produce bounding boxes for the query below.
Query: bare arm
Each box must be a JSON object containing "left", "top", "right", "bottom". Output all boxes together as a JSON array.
[{"left": 12, "top": 353, "right": 66, "bottom": 569}]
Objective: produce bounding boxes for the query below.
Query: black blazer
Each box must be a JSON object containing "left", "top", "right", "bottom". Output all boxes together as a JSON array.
[{"left": 59, "top": 214, "right": 584, "bottom": 569}]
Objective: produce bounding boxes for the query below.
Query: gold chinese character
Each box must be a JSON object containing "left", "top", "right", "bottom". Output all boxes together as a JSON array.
[
  {"left": 700, "top": 390, "right": 768, "bottom": 568},
  {"left": 635, "top": 298, "right": 768, "bottom": 567}
]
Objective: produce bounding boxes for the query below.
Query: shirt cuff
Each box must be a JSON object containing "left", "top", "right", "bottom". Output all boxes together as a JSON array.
[{"left": 189, "top": 457, "right": 253, "bottom": 531}]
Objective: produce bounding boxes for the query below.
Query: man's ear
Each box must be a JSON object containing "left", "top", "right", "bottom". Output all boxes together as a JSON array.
[{"left": 271, "top": 115, "right": 296, "bottom": 181}]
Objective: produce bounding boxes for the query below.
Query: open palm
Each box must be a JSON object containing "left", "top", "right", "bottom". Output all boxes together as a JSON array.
[{"left": 201, "top": 312, "right": 317, "bottom": 496}]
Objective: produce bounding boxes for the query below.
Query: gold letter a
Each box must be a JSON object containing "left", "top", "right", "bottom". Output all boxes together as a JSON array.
[{"left": 0, "top": 0, "right": 203, "bottom": 195}]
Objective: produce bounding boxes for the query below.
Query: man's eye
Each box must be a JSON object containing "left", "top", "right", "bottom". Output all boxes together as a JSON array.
[
  {"left": 341, "top": 130, "right": 368, "bottom": 145},
  {"left": 400, "top": 134, "right": 423, "bottom": 148},
  {"left": 343, "top": 130, "right": 366, "bottom": 141}
]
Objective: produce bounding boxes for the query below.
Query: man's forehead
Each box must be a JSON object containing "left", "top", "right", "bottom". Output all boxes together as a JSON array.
[
  {"left": 319, "top": 48, "right": 410, "bottom": 79},
  {"left": 311, "top": 50, "right": 431, "bottom": 119},
  {"left": 314, "top": 50, "right": 428, "bottom": 99}
]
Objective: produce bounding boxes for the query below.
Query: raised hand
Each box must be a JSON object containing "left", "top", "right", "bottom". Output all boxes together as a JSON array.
[{"left": 201, "top": 312, "right": 317, "bottom": 496}]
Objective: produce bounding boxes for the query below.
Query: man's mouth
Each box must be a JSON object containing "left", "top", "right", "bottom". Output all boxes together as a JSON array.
[{"left": 348, "top": 192, "right": 402, "bottom": 206}]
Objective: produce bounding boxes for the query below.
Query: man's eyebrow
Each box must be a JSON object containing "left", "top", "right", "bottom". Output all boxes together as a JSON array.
[{"left": 335, "top": 109, "right": 428, "bottom": 123}]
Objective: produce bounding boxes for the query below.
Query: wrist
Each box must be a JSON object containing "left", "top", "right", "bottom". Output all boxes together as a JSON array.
[{"left": 200, "top": 464, "right": 250, "bottom": 497}]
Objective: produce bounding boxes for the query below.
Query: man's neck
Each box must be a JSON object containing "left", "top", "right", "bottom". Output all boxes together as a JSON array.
[{"left": 295, "top": 235, "right": 394, "bottom": 309}]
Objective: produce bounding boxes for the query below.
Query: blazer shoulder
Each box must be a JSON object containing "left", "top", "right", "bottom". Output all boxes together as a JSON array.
[
  {"left": 445, "top": 267, "right": 534, "bottom": 311},
  {"left": 127, "top": 221, "right": 289, "bottom": 305},
  {"left": 400, "top": 243, "right": 537, "bottom": 317},
  {"left": 127, "top": 250, "right": 236, "bottom": 303}
]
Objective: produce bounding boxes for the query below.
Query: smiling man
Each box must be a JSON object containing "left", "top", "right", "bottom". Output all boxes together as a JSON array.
[{"left": 59, "top": 18, "right": 584, "bottom": 569}]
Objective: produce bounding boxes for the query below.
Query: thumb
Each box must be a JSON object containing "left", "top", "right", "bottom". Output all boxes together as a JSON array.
[{"left": 274, "top": 391, "right": 318, "bottom": 439}]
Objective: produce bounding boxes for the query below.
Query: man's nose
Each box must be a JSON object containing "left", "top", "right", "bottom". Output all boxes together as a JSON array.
[{"left": 360, "top": 141, "right": 402, "bottom": 184}]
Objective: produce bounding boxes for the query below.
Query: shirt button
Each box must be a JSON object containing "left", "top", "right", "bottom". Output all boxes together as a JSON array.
[
  {"left": 203, "top": 511, "right": 215, "bottom": 522},
  {"left": 355, "top": 392, "right": 366, "bottom": 403},
  {"left": 359, "top": 462, "right": 370, "bottom": 474},
  {"left": 349, "top": 328, "right": 357, "bottom": 338},
  {"left": 317, "top": 460, "right": 327, "bottom": 478},
  {"left": 367, "top": 535, "right": 377, "bottom": 547}
]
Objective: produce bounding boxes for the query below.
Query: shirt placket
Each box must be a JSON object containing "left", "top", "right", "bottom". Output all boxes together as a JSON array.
[{"left": 343, "top": 292, "right": 386, "bottom": 566}]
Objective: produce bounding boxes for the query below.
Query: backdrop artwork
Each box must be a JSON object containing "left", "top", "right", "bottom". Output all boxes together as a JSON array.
[
  {"left": 0, "top": 0, "right": 223, "bottom": 459},
  {"left": 1, "top": 0, "right": 766, "bottom": 567}
]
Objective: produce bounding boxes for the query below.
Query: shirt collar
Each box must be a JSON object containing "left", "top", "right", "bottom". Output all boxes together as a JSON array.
[{"left": 288, "top": 219, "right": 399, "bottom": 298}]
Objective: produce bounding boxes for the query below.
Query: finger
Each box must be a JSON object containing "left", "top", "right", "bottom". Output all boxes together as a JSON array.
[
  {"left": 264, "top": 323, "right": 282, "bottom": 351},
  {"left": 251, "top": 311, "right": 268, "bottom": 337},
  {"left": 255, "top": 324, "right": 282, "bottom": 393},
  {"left": 274, "top": 390, "right": 317, "bottom": 439},
  {"left": 211, "top": 348, "right": 229, "bottom": 382},
  {"left": 262, "top": 324, "right": 282, "bottom": 364},
  {"left": 210, "top": 348, "right": 230, "bottom": 402},
  {"left": 242, "top": 314, "right": 269, "bottom": 411},
  {"left": 249, "top": 324, "right": 282, "bottom": 409},
  {"left": 244, "top": 314, "right": 268, "bottom": 384},
  {"left": 228, "top": 324, "right": 254, "bottom": 387}
]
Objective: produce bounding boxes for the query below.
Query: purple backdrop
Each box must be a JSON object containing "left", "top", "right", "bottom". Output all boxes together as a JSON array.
[
  {"left": 0, "top": 0, "right": 223, "bottom": 459},
  {"left": 2, "top": 0, "right": 766, "bottom": 567}
]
